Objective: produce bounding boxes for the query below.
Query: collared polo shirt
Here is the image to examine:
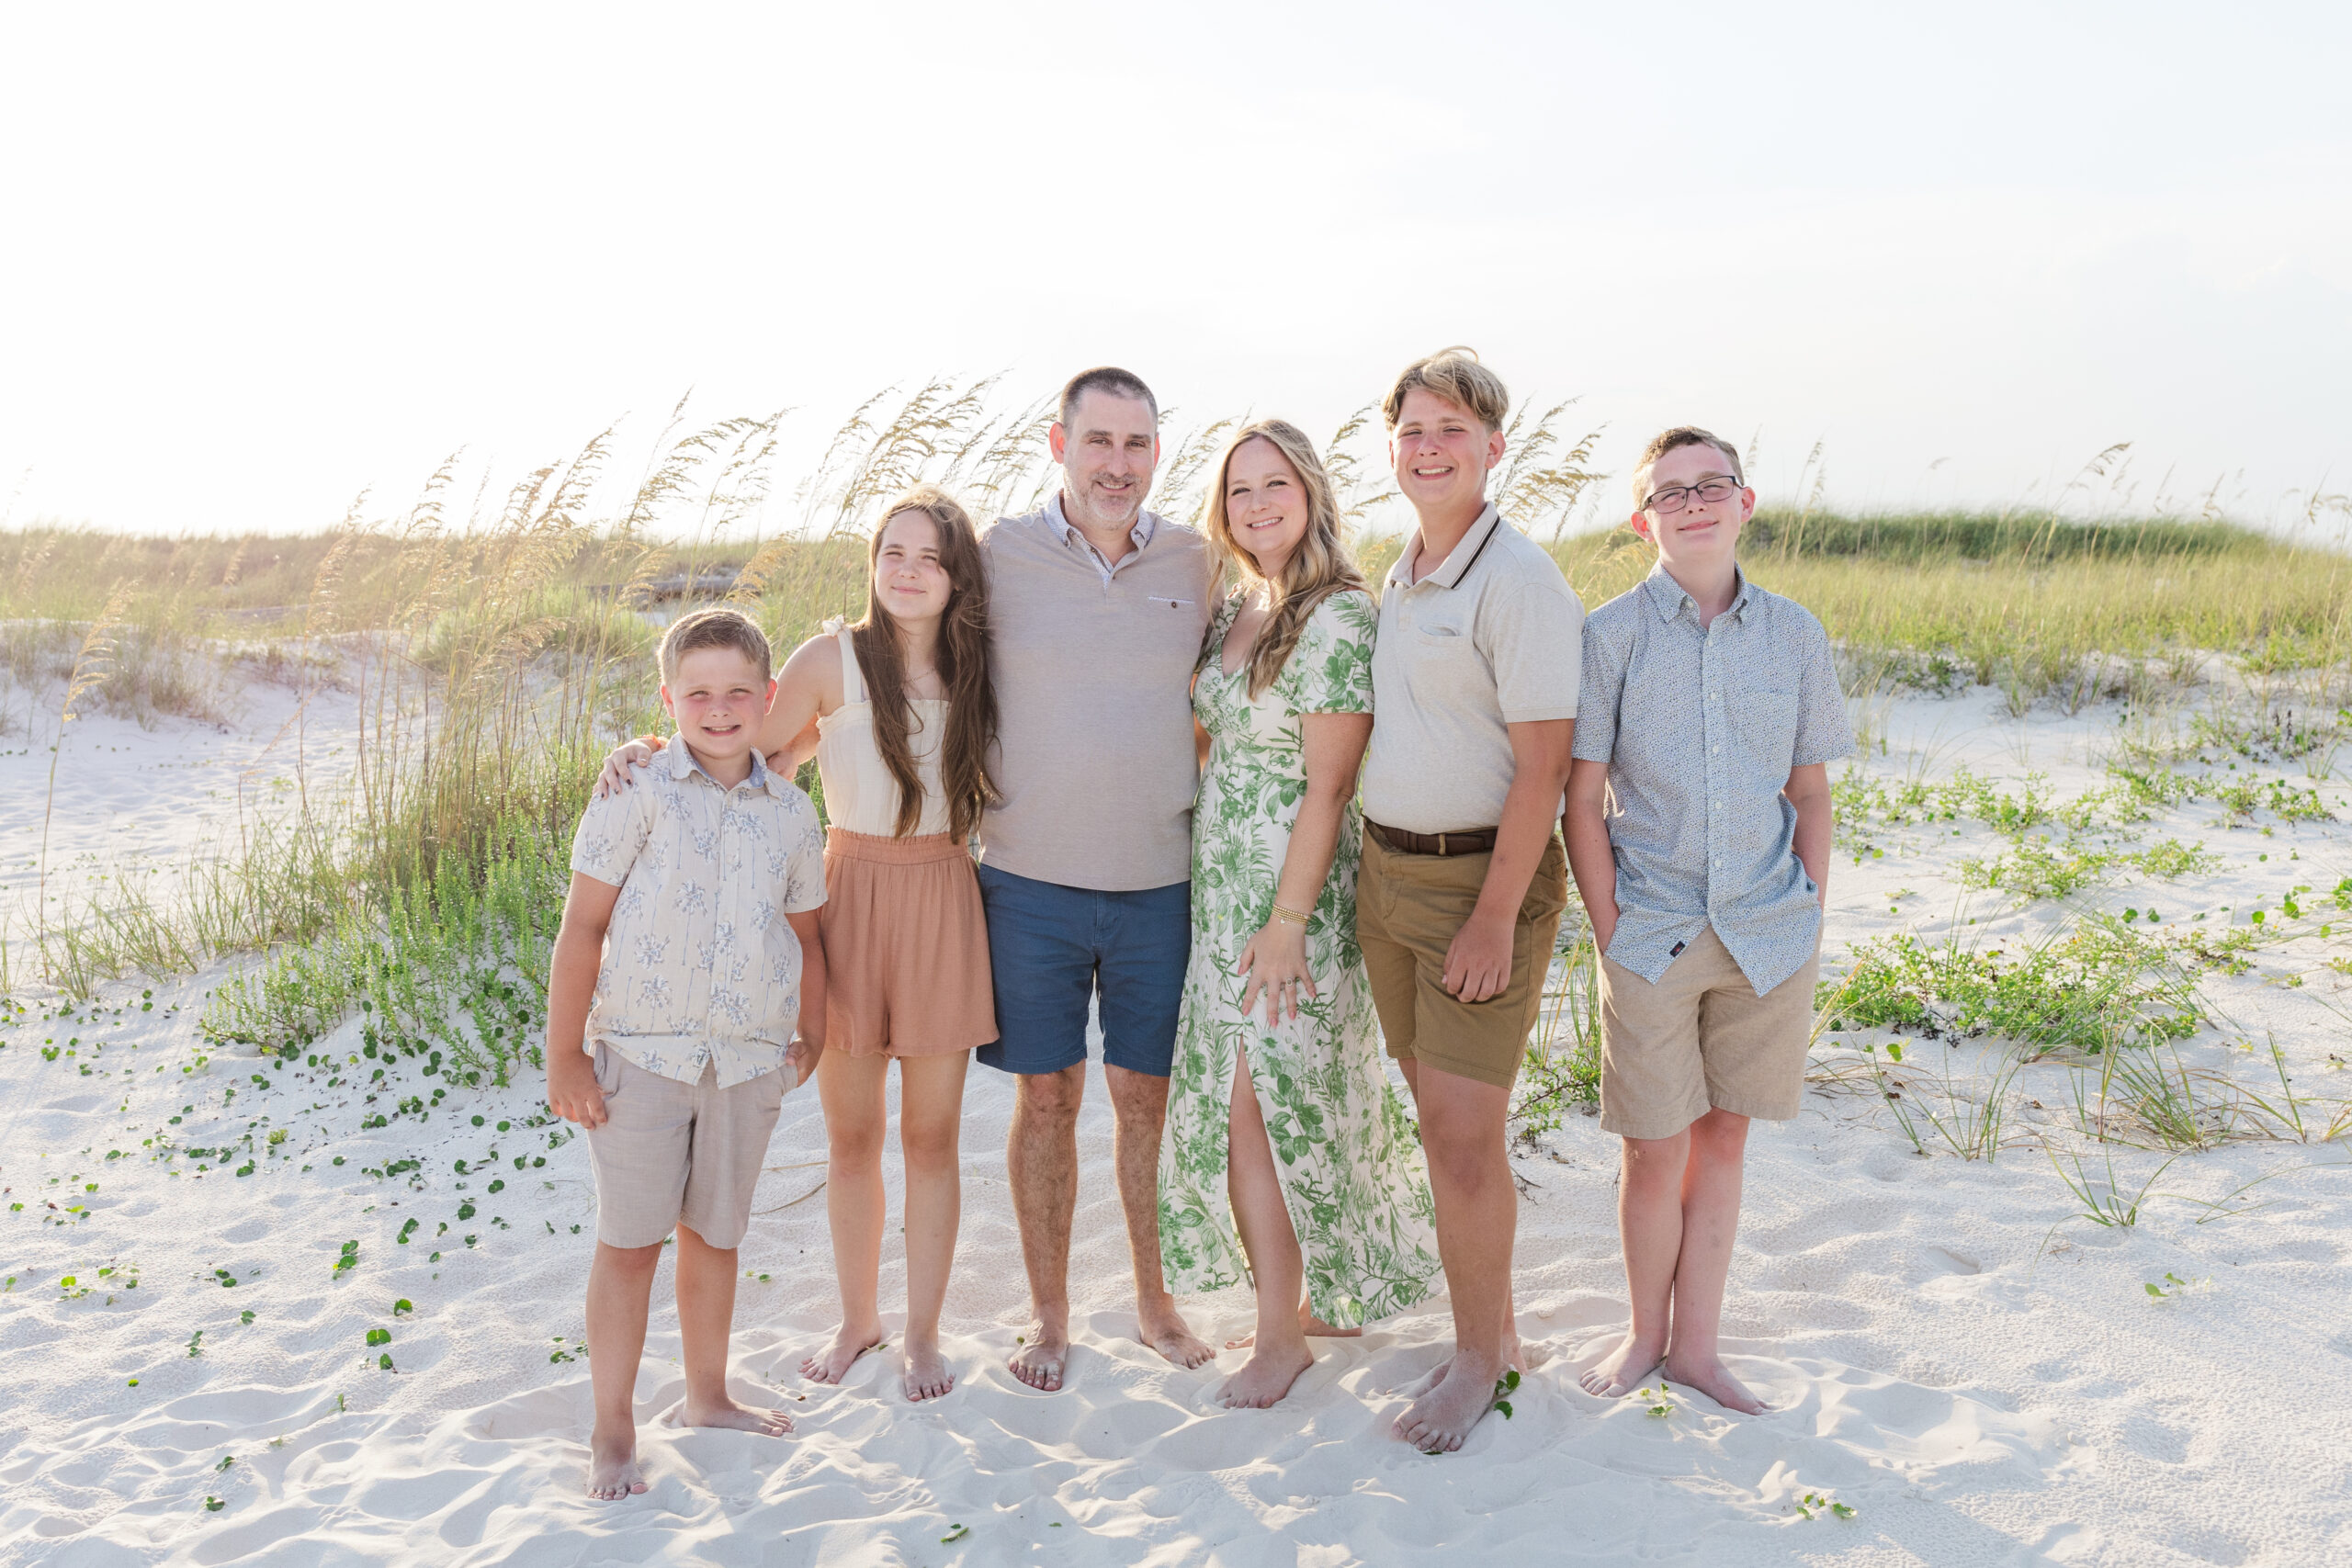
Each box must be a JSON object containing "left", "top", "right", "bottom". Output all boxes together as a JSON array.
[
  {"left": 569, "top": 740, "right": 828, "bottom": 1087},
  {"left": 1572, "top": 562, "right": 1854, "bottom": 995},
  {"left": 980, "top": 499, "right": 1211, "bottom": 889},
  {"left": 1048, "top": 491, "right": 1156, "bottom": 584},
  {"left": 1362, "top": 503, "right": 1585, "bottom": 835}
]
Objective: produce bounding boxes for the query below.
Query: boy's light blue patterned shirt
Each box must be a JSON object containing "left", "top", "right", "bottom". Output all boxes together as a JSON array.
[
  {"left": 1572, "top": 563, "right": 1853, "bottom": 996},
  {"left": 570, "top": 741, "right": 827, "bottom": 1087}
]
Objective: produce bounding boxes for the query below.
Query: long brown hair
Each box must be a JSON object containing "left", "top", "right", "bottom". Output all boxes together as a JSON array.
[
  {"left": 851, "top": 485, "right": 999, "bottom": 840},
  {"left": 1201, "top": 419, "right": 1366, "bottom": 699}
]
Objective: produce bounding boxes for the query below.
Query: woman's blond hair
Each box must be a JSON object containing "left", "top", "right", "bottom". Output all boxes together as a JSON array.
[{"left": 1201, "top": 419, "right": 1366, "bottom": 700}]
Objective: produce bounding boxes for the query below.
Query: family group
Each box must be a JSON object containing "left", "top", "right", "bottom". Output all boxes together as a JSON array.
[{"left": 541, "top": 348, "right": 1853, "bottom": 1500}]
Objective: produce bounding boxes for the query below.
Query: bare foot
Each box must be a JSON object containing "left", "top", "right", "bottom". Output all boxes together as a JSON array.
[
  {"left": 585, "top": 1425, "right": 648, "bottom": 1501},
  {"left": 902, "top": 1337, "right": 956, "bottom": 1403},
  {"left": 1395, "top": 1329, "right": 1532, "bottom": 1399},
  {"left": 1393, "top": 1357, "right": 1506, "bottom": 1454},
  {"left": 679, "top": 1394, "right": 795, "bottom": 1436},
  {"left": 1138, "top": 1302, "right": 1215, "bottom": 1371},
  {"left": 800, "top": 1322, "right": 886, "bottom": 1385},
  {"left": 1578, "top": 1331, "right": 1666, "bottom": 1398},
  {"left": 1214, "top": 1341, "right": 1314, "bottom": 1409},
  {"left": 1227, "top": 1299, "right": 1363, "bottom": 1348},
  {"left": 1009, "top": 1320, "right": 1069, "bottom": 1392},
  {"left": 1665, "top": 1350, "right": 1769, "bottom": 1414}
]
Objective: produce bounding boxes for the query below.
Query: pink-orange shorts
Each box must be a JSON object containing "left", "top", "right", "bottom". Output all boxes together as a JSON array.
[{"left": 820, "top": 829, "right": 998, "bottom": 1057}]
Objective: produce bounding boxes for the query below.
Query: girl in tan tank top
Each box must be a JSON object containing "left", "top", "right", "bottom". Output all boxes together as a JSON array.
[{"left": 594, "top": 484, "right": 1000, "bottom": 1404}]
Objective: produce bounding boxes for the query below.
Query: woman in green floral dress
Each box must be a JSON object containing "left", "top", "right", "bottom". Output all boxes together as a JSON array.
[{"left": 1158, "top": 418, "right": 1441, "bottom": 1409}]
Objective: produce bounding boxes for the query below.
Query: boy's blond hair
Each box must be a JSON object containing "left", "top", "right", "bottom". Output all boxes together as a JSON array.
[
  {"left": 1381, "top": 346, "right": 1510, "bottom": 433},
  {"left": 1632, "top": 426, "right": 1745, "bottom": 504},
  {"left": 658, "top": 605, "right": 772, "bottom": 684}
]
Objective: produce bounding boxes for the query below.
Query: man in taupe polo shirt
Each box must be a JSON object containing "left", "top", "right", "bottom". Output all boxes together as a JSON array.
[
  {"left": 1356, "top": 347, "right": 1583, "bottom": 1452},
  {"left": 976, "top": 366, "right": 1216, "bottom": 1391}
]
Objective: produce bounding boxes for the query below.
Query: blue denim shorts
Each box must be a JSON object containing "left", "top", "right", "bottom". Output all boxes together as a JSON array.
[{"left": 974, "top": 863, "right": 1190, "bottom": 1078}]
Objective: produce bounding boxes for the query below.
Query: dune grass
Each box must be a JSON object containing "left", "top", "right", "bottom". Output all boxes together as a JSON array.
[{"left": 6, "top": 382, "right": 2348, "bottom": 1137}]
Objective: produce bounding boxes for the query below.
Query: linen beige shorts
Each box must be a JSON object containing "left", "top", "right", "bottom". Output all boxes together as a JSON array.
[
  {"left": 1358, "top": 830, "right": 1570, "bottom": 1091},
  {"left": 1598, "top": 925, "right": 1819, "bottom": 1140},
  {"left": 582, "top": 1043, "right": 792, "bottom": 1249}
]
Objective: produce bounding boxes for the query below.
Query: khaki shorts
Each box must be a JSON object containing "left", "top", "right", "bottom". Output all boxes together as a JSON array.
[
  {"left": 582, "top": 1044, "right": 791, "bottom": 1249},
  {"left": 1359, "top": 831, "right": 1569, "bottom": 1091},
  {"left": 1599, "top": 925, "right": 1819, "bottom": 1140}
]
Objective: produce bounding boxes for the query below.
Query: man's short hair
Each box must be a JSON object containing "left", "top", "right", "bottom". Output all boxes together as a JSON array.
[
  {"left": 1381, "top": 346, "right": 1510, "bottom": 433},
  {"left": 659, "top": 604, "right": 772, "bottom": 685},
  {"left": 1057, "top": 366, "right": 1159, "bottom": 430},
  {"left": 1631, "top": 426, "right": 1745, "bottom": 504}
]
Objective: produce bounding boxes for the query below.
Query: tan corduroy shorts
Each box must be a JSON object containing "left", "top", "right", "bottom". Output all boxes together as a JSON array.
[
  {"left": 1358, "top": 830, "right": 1569, "bottom": 1091},
  {"left": 582, "top": 1044, "right": 791, "bottom": 1249},
  {"left": 1598, "top": 925, "right": 1819, "bottom": 1140}
]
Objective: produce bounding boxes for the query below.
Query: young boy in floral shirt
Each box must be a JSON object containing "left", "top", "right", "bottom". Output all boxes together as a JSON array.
[{"left": 545, "top": 606, "right": 829, "bottom": 1499}]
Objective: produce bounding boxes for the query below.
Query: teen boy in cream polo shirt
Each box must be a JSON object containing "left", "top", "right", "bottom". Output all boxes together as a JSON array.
[{"left": 1357, "top": 347, "right": 1583, "bottom": 1453}]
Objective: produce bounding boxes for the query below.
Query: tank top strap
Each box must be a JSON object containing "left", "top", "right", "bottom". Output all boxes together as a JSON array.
[{"left": 831, "top": 620, "right": 867, "bottom": 705}]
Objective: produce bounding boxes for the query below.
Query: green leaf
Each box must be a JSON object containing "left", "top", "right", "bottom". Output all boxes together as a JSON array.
[{"left": 939, "top": 1523, "right": 969, "bottom": 1542}]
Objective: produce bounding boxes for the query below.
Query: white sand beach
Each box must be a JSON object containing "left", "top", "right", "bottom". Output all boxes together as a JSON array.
[{"left": 5, "top": 684, "right": 2350, "bottom": 1567}]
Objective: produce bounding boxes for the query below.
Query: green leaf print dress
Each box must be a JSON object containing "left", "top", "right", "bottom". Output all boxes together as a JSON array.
[{"left": 1157, "top": 588, "right": 1441, "bottom": 1328}]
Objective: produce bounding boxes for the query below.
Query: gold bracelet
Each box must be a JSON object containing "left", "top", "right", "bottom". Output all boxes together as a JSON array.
[{"left": 1271, "top": 903, "right": 1310, "bottom": 927}]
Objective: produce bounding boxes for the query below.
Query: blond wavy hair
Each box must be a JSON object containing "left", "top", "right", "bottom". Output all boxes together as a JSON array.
[
  {"left": 1381, "top": 345, "right": 1510, "bottom": 433},
  {"left": 1201, "top": 419, "right": 1366, "bottom": 700}
]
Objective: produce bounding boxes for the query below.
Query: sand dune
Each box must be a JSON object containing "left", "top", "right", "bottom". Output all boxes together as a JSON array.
[{"left": 5, "top": 692, "right": 2350, "bottom": 1565}]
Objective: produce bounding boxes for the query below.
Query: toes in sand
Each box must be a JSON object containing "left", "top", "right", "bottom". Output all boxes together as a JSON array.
[
  {"left": 680, "top": 1396, "right": 795, "bottom": 1437},
  {"left": 902, "top": 1340, "right": 956, "bottom": 1403},
  {"left": 585, "top": 1431, "right": 648, "bottom": 1502},
  {"left": 1213, "top": 1343, "right": 1314, "bottom": 1409},
  {"left": 800, "top": 1324, "right": 885, "bottom": 1385},
  {"left": 1578, "top": 1332, "right": 1667, "bottom": 1398},
  {"left": 1665, "top": 1352, "right": 1769, "bottom": 1415},
  {"left": 1009, "top": 1324, "right": 1069, "bottom": 1392},
  {"left": 1141, "top": 1311, "right": 1216, "bottom": 1371},
  {"left": 1393, "top": 1359, "right": 1505, "bottom": 1454}
]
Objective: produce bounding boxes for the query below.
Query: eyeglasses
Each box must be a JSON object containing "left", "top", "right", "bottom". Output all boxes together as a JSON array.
[{"left": 1643, "top": 478, "right": 1741, "bottom": 514}]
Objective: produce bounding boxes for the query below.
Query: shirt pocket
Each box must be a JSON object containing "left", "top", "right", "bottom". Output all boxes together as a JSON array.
[
  {"left": 1148, "top": 595, "right": 1197, "bottom": 613},
  {"left": 1410, "top": 616, "right": 1473, "bottom": 651},
  {"left": 1727, "top": 682, "right": 1801, "bottom": 771}
]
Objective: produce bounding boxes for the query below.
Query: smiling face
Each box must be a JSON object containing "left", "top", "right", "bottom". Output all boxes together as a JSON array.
[
  {"left": 1049, "top": 389, "right": 1159, "bottom": 532},
  {"left": 1220, "top": 434, "right": 1311, "bottom": 580},
  {"left": 660, "top": 645, "right": 776, "bottom": 768},
  {"left": 1631, "top": 440, "right": 1755, "bottom": 572},
  {"left": 1388, "top": 388, "right": 1505, "bottom": 523},
  {"left": 872, "top": 508, "right": 953, "bottom": 631}
]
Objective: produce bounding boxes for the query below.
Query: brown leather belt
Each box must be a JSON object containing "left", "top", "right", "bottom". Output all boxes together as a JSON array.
[{"left": 1366, "top": 820, "right": 1498, "bottom": 857}]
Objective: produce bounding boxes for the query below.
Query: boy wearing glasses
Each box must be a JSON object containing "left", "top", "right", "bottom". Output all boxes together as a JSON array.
[{"left": 1563, "top": 426, "right": 1849, "bottom": 1414}]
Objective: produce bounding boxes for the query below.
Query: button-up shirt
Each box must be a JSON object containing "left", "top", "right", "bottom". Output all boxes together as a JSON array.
[
  {"left": 1362, "top": 503, "right": 1585, "bottom": 834},
  {"left": 1572, "top": 563, "right": 1853, "bottom": 995},
  {"left": 1049, "top": 491, "right": 1156, "bottom": 584},
  {"left": 570, "top": 740, "right": 828, "bottom": 1087}
]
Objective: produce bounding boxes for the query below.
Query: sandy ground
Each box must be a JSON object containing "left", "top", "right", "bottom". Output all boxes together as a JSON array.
[{"left": 3, "top": 682, "right": 2350, "bottom": 1566}]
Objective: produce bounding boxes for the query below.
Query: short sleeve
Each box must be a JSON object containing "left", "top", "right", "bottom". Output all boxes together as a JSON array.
[
  {"left": 1570, "top": 618, "right": 1624, "bottom": 761},
  {"left": 1287, "top": 590, "right": 1377, "bottom": 715},
  {"left": 778, "top": 797, "right": 828, "bottom": 914},
  {"left": 1482, "top": 575, "right": 1584, "bottom": 724},
  {"left": 570, "top": 779, "right": 654, "bottom": 888},
  {"left": 1790, "top": 616, "right": 1856, "bottom": 767}
]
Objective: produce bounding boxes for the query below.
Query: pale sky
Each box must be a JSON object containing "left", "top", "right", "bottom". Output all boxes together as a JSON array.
[{"left": 3, "top": 1, "right": 2347, "bottom": 537}]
